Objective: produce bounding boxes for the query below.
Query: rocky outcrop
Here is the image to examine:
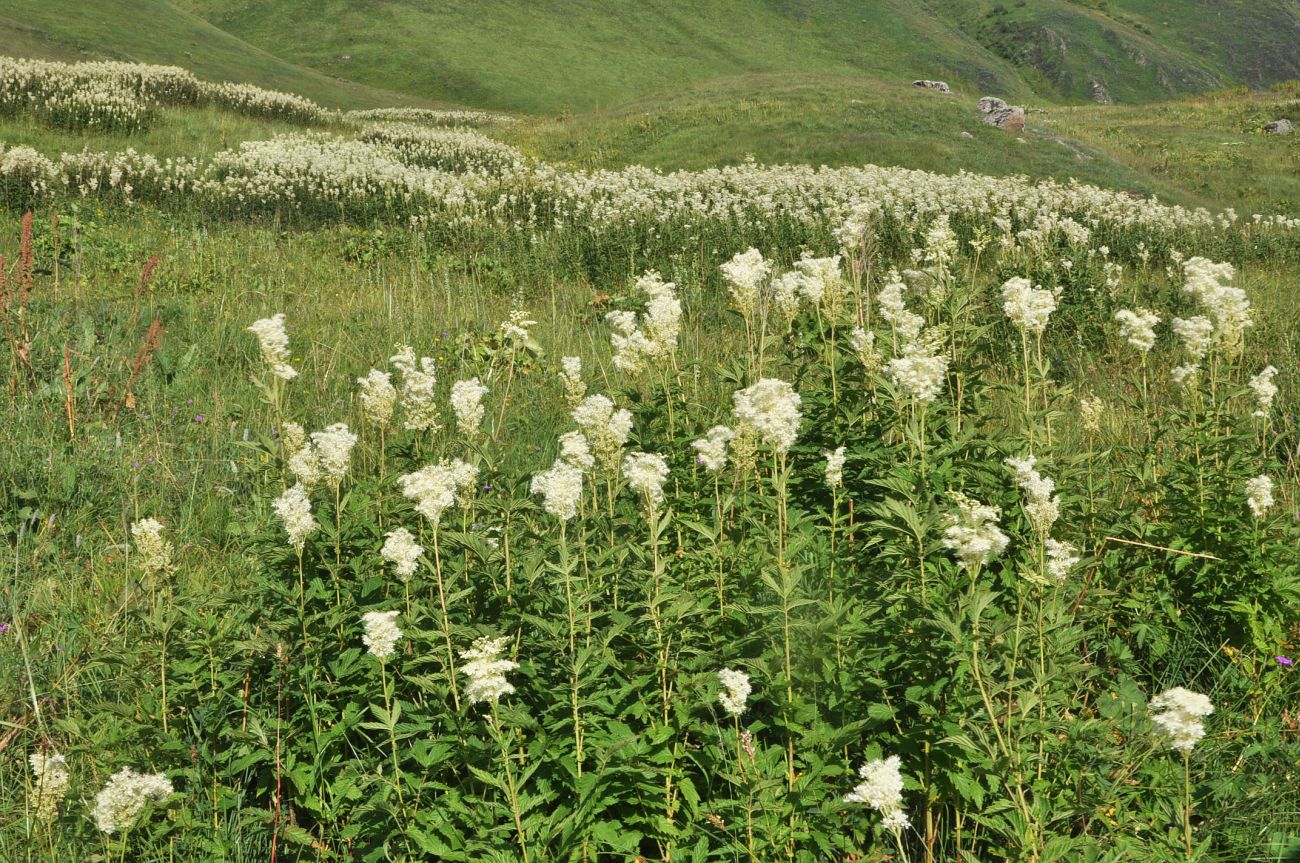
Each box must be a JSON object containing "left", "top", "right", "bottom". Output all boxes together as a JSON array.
[
  {"left": 1263, "top": 119, "right": 1293, "bottom": 134},
  {"left": 913, "top": 80, "right": 951, "bottom": 93},
  {"left": 978, "top": 96, "right": 1026, "bottom": 132}
]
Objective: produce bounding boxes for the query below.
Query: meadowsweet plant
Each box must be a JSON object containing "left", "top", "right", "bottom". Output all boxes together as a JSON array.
[
  {"left": 450, "top": 377, "right": 488, "bottom": 436},
  {"left": 1115, "top": 307, "right": 1160, "bottom": 354},
  {"left": 572, "top": 394, "right": 634, "bottom": 475},
  {"left": 844, "top": 755, "right": 911, "bottom": 855},
  {"left": 1152, "top": 687, "right": 1215, "bottom": 854},
  {"left": 310, "top": 423, "right": 357, "bottom": 489},
  {"left": 558, "top": 356, "right": 586, "bottom": 407},
  {"left": 272, "top": 483, "right": 316, "bottom": 554},
  {"left": 1248, "top": 365, "right": 1278, "bottom": 417},
  {"left": 92, "top": 767, "right": 173, "bottom": 836},
  {"left": 1246, "top": 474, "right": 1274, "bottom": 519},
  {"left": 823, "top": 445, "right": 846, "bottom": 489},
  {"left": 380, "top": 527, "right": 423, "bottom": 581},
  {"left": 731, "top": 378, "right": 801, "bottom": 456},
  {"left": 531, "top": 459, "right": 584, "bottom": 521},
  {"left": 942, "top": 491, "right": 1009, "bottom": 576},
  {"left": 357, "top": 369, "right": 397, "bottom": 428},
  {"left": 390, "top": 345, "right": 441, "bottom": 432},
  {"left": 692, "top": 425, "right": 734, "bottom": 473},
  {"left": 28, "top": 750, "right": 70, "bottom": 823},
  {"left": 622, "top": 451, "right": 669, "bottom": 514},
  {"left": 362, "top": 610, "right": 402, "bottom": 659},
  {"left": 130, "top": 518, "right": 173, "bottom": 578},
  {"left": 244, "top": 313, "right": 298, "bottom": 417},
  {"left": 717, "top": 668, "right": 752, "bottom": 717}
]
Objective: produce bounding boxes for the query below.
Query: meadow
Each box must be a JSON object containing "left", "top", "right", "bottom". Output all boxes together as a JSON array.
[{"left": 1, "top": 56, "right": 1298, "bottom": 863}]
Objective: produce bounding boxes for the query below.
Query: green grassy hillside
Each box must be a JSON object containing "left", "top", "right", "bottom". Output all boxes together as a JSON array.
[
  {"left": 169, "top": 0, "right": 1031, "bottom": 113},
  {"left": 0, "top": 0, "right": 430, "bottom": 108},
  {"left": 169, "top": 0, "right": 1300, "bottom": 111}
]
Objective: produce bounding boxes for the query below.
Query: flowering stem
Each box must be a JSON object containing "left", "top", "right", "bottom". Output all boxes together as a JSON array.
[
  {"left": 431, "top": 525, "right": 461, "bottom": 710},
  {"left": 380, "top": 659, "right": 406, "bottom": 815},
  {"left": 893, "top": 826, "right": 911, "bottom": 863},
  {"left": 561, "top": 521, "right": 584, "bottom": 778},
  {"left": 491, "top": 707, "right": 530, "bottom": 863},
  {"left": 1183, "top": 750, "right": 1193, "bottom": 858},
  {"left": 714, "top": 473, "right": 725, "bottom": 617}
]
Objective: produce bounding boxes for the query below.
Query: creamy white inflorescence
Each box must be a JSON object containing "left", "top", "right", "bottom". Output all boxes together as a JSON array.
[
  {"left": 362, "top": 610, "right": 402, "bottom": 659},
  {"left": 844, "top": 754, "right": 910, "bottom": 832},
  {"left": 1150, "top": 687, "right": 1214, "bottom": 752}
]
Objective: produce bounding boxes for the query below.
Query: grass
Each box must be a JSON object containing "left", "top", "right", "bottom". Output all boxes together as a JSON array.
[
  {"left": 121, "top": 0, "right": 1300, "bottom": 112},
  {"left": 169, "top": 0, "right": 1028, "bottom": 113},
  {"left": 0, "top": 105, "right": 326, "bottom": 160},
  {"left": 0, "top": 0, "right": 429, "bottom": 109}
]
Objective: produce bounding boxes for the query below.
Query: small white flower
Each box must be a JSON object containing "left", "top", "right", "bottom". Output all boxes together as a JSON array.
[
  {"left": 1000, "top": 277, "right": 1057, "bottom": 335},
  {"left": 357, "top": 369, "right": 397, "bottom": 427},
  {"left": 573, "top": 395, "right": 634, "bottom": 473},
  {"left": 247, "top": 313, "right": 297, "bottom": 380},
  {"left": 1115, "top": 308, "right": 1160, "bottom": 354},
  {"left": 559, "top": 356, "right": 586, "bottom": 406},
  {"left": 362, "top": 610, "right": 402, "bottom": 659},
  {"left": 1248, "top": 366, "right": 1278, "bottom": 418},
  {"left": 1246, "top": 475, "right": 1274, "bottom": 519},
  {"left": 692, "top": 425, "right": 734, "bottom": 473},
  {"left": 721, "top": 248, "right": 770, "bottom": 318},
  {"left": 943, "top": 491, "right": 1009, "bottom": 572},
  {"left": 623, "top": 451, "right": 670, "bottom": 512},
  {"left": 844, "top": 754, "right": 909, "bottom": 833},
  {"left": 1004, "top": 455, "right": 1060, "bottom": 536},
  {"left": 1044, "top": 538, "right": 1080, "bottom": 581},
  {"left": 884, "top": 348, "right": 948, "bottom": 403},
  {"left": 531, "top": 459, "right": 585, "bottom": 521},
  {"left": 732, "top": 379, "right": 801, "bottom": 455},
  {"left": 558, "top": 430, "right": 595, "bottom": 470},
  {"left": 381, "top": 527, "right": 424, "bottom": 581},
  {"left": 397, "top": 459, "right": 476, "bottom": 526},
  {"left": 717, "top": 668, "right": 752, "bottom": 717},
  {"left": 311, "top": 423, "right": 358, "bottom": 486},
  {"left": 460, "top": 635, "right": 519, "bottom": 706},
  {"left": 93, "top": 767, "right": 173, "bottom": 835},
  {"left": 450, "top": 378, "right": 489, "bottom": 436},
  {"left": 29, "top": 750, "right": 71, "bottom": 822},
  {"left": 273, "top": 484, "right": 316, "bottom": 552},
  {"left": 823, "top": 446, "right": 846, "bottom": 489},
  {"left": 130, "top": 518, "right": 173, "bottom": 576},
  {"left": 1150, "top": 687, "right": 1214, "bottom": 753}
]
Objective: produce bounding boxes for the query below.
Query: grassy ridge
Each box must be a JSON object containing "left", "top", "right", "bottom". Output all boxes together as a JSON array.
[
  {"left": 0, "top": 0, "right": 428, "bottom": 108},
  {"left": 169, "top": 0, "right": 1029, "bottom": 113},
  {"left": 169, "top": 0, "right": 1300, "bottom": 110}
]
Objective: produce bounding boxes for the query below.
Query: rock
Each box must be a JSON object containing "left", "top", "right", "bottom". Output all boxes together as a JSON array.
[
  {"left": 985, "top": 105, "right": 1026, "bottom": 132},
  {"left": 978, "top": 96, "right": 1026, "bottom": 132},
  {"left": 960, "top": 131, "right": 974, "bottom": 139},
  {"left": 1263, "top": 119, "right": 1293, "bottom": 134},
  {"left": 913, "top": 79, "right": 951, "bottom": 93},
  {"left": 1090, "top": 80, "right": 1113, "bottom": 105}
]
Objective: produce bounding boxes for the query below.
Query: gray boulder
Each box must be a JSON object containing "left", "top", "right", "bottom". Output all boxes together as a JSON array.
[
  {"left": 913, "top": 80, "right": 951, "bottom": 93},
  {"left": 1263, "top": 119, "right": 1293, "bottom": 134},
  {"left": 978, "top": 96, "right": 1027, "bottom": 131}
]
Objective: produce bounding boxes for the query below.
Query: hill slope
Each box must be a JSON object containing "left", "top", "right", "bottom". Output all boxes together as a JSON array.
[
  {"left": 0, "top": 0, "right": 430, "bottom": 108},
  {"left": 174, "top": 0, "right": 1300, "bottom": 111},
  {"left": 169, "top": 0, "right": 1031, "bottom": 112}
]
